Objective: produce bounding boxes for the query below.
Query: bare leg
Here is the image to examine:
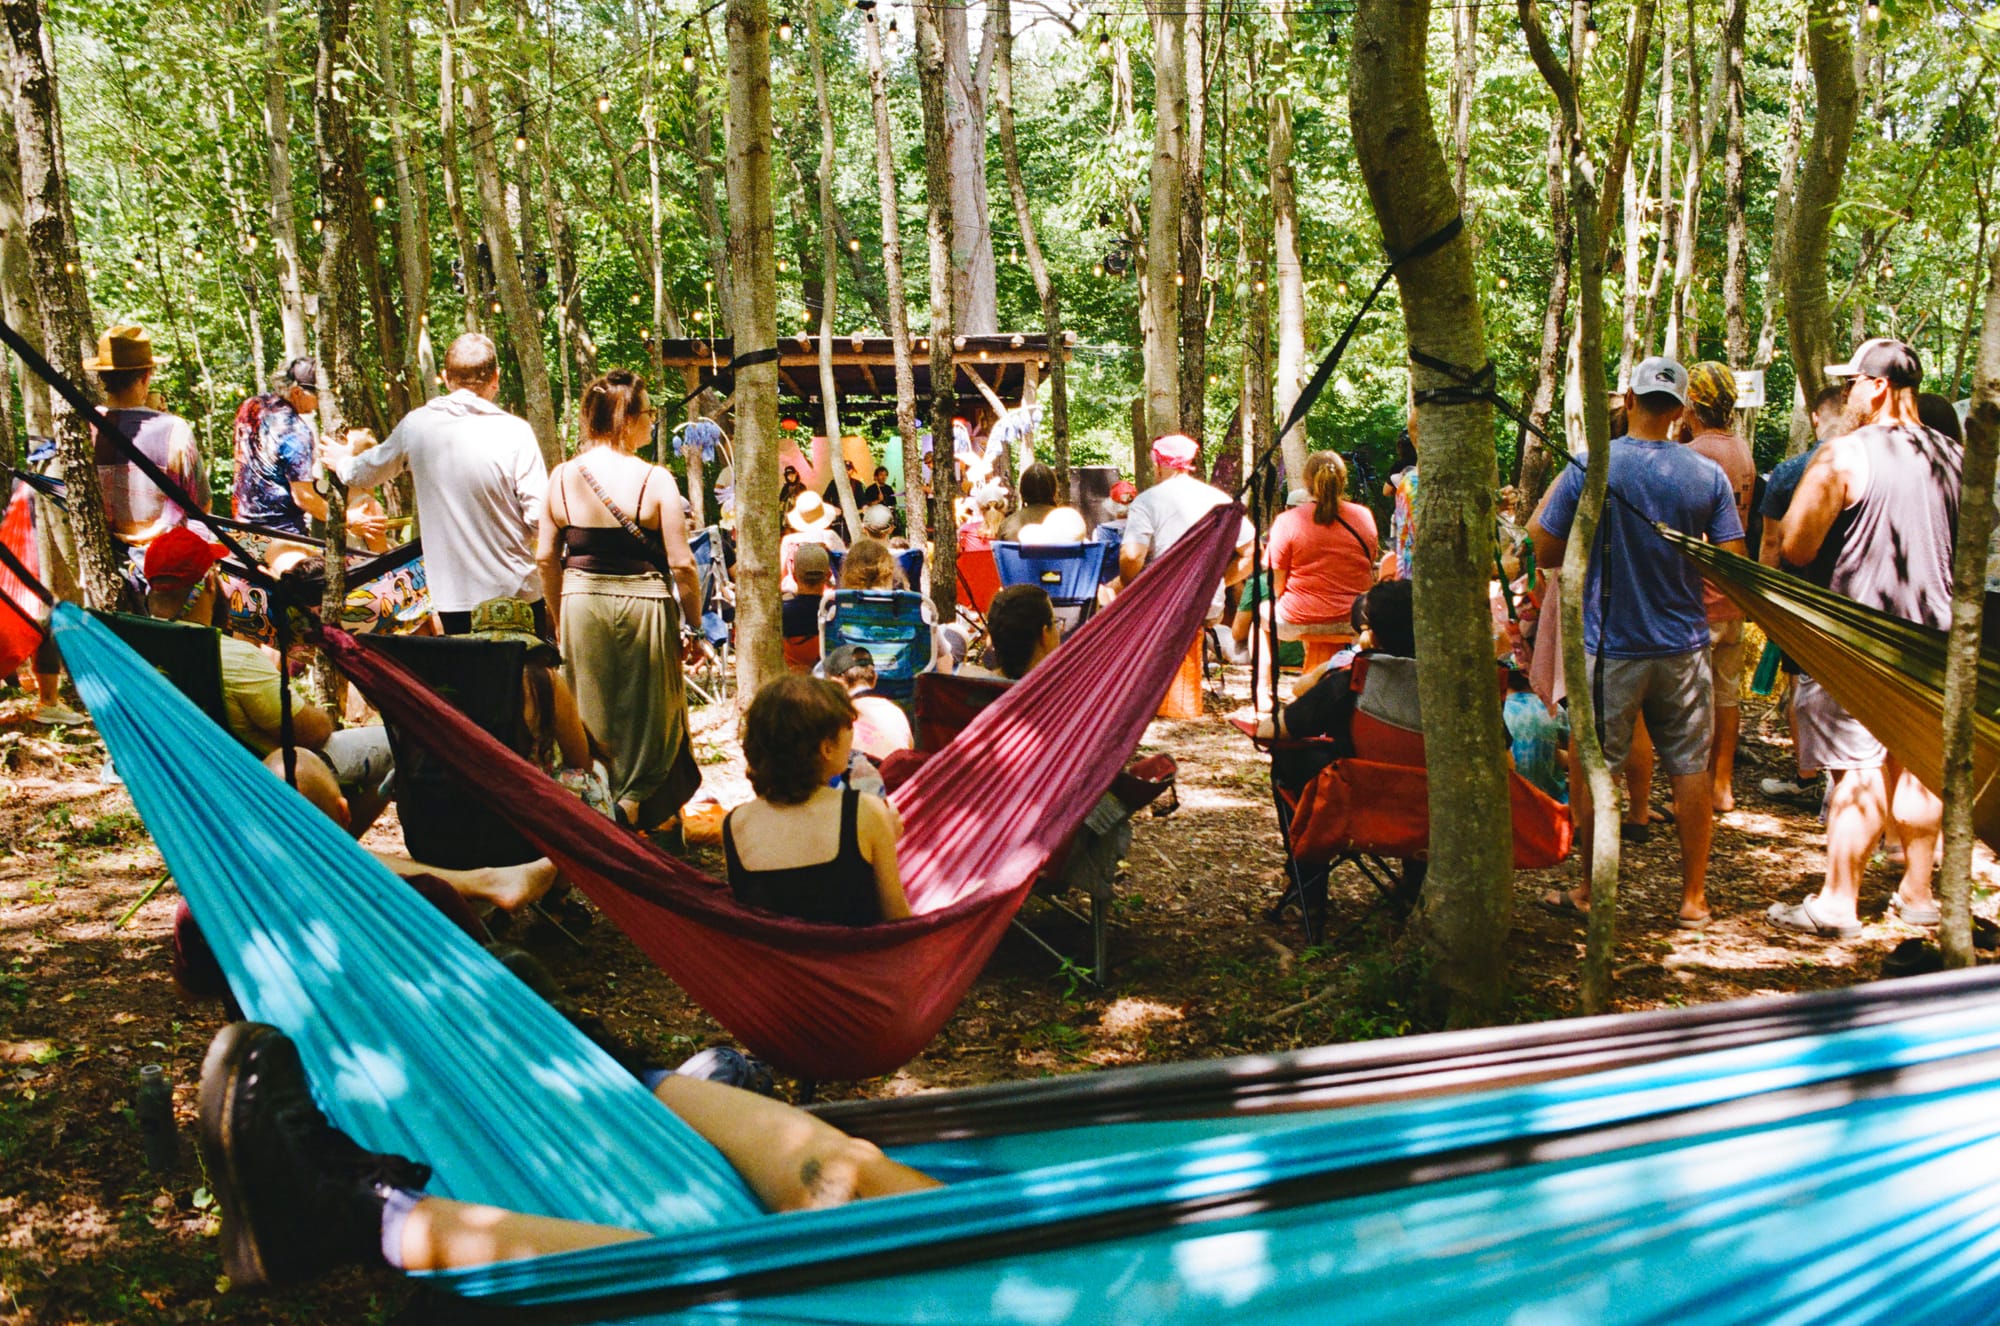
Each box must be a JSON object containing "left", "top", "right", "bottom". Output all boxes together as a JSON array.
[
  {"left": 396, "top": 1197, "right": 644, "bottom": 1271},
  {"left": 34, "top": 670, "right": 60, "bottom": 705},
  {"left": 1624, "top": 719, "right": 1655, "bottom": 827},
  {"left": 1888, "top": 759, "right": 1942, "bottom": 911},
  {"left": 1710, "top": 704, "right": 1740, "bottom": 813},
  {"left": 1670, "top": 770, "right": 1714, "bottom": 923},
  {"left": 1786, "top": 686, "right": 1818, "bottom": 781},
  {"left": 1555, "top": 737, "right": 1594, "bottom": 911},
  {"left": 369, "top": 851, "right": 559, "bottom": 913},
  {"left": 1816, "top": 766, "right": 1887, "bottom": 924}
]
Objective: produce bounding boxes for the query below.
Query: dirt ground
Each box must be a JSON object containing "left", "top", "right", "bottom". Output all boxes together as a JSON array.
[{"left": 1, "top": 666, "right": 1989, "bottom": 1324}]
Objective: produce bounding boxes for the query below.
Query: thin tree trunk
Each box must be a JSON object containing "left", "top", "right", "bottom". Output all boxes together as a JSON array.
[
  {"left": 1519, "top": 116, "right": 1569, "bottom": 503},
  {"left": 693, "top": 20, "right": 731, "bottom": 328},
  {"left": 991, "top": 0, "right": 1065, "bottom": 493},
  {"left": 458, "top": 0, "right": 558, "bottom": 468},
  {"left": 0, "top": 96, "right": 48, "bottom": 441},
  {"left": 1351, "top": 0, "right": 1512, "bottom": 1027},
  {"left": 1721, "top": 0, "right": 1749, "bottom": 370},
  {"left": 1939, "top": 238, "right": 2000, "bottom": 968},
  {"left": 1522, "top": 0, "right": 1621, "bottom": 1015},
  {"left": 914, "top": 0, "right": 959, "bottom": 620},
  {"left": 1638, "top": 40, "right": 1675, "bottom": 358},
  {"left": 1449, "top": 0, "right": 1478, "bottom": 205},
  {"left": 313, "top": 0, "right": 362, "bottom": 710},
  {"left": 1954, "top": 182, "right": 1991, "bottom": 397},
  {"left": 438, "top": 11, "right": 481, "bottom": 332},
  {"left": 1617, "top": 143, "right": 1644, "bottom": 387},
  {"left": 726, "top": 0, "right": 782, "bottom": 703},
  {"left": 1143, "top": 0, "right": 1185, "bottom": 450},
  {"left": 806, "top": 0, "right": 862, "bottom": 534},
  {"left": 1176, "top": 5, "right": 1206, "bottom": 444},
  {"left": 940, "top": 0, "right": 995, "bottom": 333},
  {"left": 861, "top": 1, "right": 923, "bottom": 549},
  {"left": 0, "top": 0, "right": 115, "bottom": 611},
  {"left": 263, "top": 0, "right": 310, "bottom": 362},
  {"left": 1784, "top": 2, "right": 1859, "bottom": 408},
  {"left": 346, "top": 111, "right": 400, "bottom": 437},
  {"left": 379, "top": 0, "right": 432, "bottom": 406},
  {"left": 1269, "top": 14, "right": 1306, "bottom": 483}
]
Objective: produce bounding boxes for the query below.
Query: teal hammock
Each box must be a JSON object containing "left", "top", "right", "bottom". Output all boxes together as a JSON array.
[{"left": 54, "top": 599, "right": 2000, "bottom": 1323}]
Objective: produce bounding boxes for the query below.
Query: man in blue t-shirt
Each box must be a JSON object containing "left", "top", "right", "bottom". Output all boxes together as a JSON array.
[{"left": 1530, "top": 357, "right": 1746, "bottom": 928}]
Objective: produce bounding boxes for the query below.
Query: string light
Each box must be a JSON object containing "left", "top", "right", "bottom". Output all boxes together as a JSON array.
[
  {"left": 596, "top": 93, "right": 612, "bottom": 114},
  {"left": 372, "top": 195, "right": 387, "bottom": 211},
  {"left": 1092, "top": 262, "right": 1105, "bottom": 278},
  {"left": 1097, "top": 32, "right": 1110, "bottom": 58},
  {"left": 515, "top": 110, "right": 529, "bottom": 152},
  {"left": 888, "top": 14, "right": 898, "bottom": 33},
  {"left": 1864, "top": 0, "right": 1880, "bottom": 19},
  {"left": 491, "top": 300, "right": 503, "bottom": 314},
  {"left": 1584, "top": 12, "right": 1599, "bottom": 52},
  {"left": 630, "top": 292, "right": 643, "bottom": 305},
  {"left": 682, "top": 45, "right": 696, "bottom": 73},
  {"left": 1496, "top": 276, "right": 1509, "bottom": 289},
  {"left": 62, "top": 260, "right": 75, "bottom": 274},
  {"left": 693, "top": 309, "right": 705, "bottom": 322},
  {"left": 704, "top": 279, "right": 714, "bottom": 292},
  {"left": 312, "top": 213, "right": 326, "bottom": 233},
  {"left": 778, "top": 16, "right": 793, "bottom": 40},
  {"left": 192, "top": 246, "right": 205, "bottom": 264},
  {"left": 1336, "top": 280, "right": 1349, "bottom": 296},
  {"left": 1254, "top": 279, "right": 1266, "bottom": 293},
  {"left": 1173, "top": 272, "right": 1185, "bottom": 287},
  {"left": 848, "top": 238, "right": 861, "bottom": 252},
  {"left": 777, "top": 258, "right": 790, "bottom": 272}
]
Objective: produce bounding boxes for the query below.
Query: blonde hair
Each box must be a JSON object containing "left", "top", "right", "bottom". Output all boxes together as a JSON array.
[
  {"left": 1305, "top": 451, "right": 1348, "bottom": 526},
  {"left": 841, "top": 538, "right": 903, "bottom": 590}
]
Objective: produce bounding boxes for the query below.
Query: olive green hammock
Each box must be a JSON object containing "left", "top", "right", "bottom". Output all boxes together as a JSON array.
[{"left": 1661, "top": 528, "right": 2000, "bottom": 847}]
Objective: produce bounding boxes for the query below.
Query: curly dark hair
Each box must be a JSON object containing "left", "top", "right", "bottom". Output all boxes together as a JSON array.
[{"left": 741, "top": 675, "right": 857, "bottom": 805}]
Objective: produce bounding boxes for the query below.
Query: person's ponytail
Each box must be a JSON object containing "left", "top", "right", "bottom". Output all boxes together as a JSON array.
[{"left": 1306, "top": 451, "right": 1348, "bottom": 526}]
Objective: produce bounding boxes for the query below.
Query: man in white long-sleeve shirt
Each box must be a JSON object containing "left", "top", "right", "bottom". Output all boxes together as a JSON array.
[{"left": 321, "top": 333, "right": 552, "bottom": 636}]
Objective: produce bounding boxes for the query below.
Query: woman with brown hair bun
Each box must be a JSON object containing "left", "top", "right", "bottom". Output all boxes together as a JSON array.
[{"left": 535, "top": 370, "right": 705, "bottom": 835}]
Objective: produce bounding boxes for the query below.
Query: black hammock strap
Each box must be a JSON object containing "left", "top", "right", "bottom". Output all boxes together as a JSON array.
[{"left": 669, "top": 344, "right": 781, "bottom": 409}]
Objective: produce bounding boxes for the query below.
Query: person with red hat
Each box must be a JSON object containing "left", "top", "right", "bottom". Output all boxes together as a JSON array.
[
  {"left": 142, "top": 528, "right": 394, "bottom": 833},
  {"left": 1117, "top": 435, "right": 1253, "bottom": 614}
]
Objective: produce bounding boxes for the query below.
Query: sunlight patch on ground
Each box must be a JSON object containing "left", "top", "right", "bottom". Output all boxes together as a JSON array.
[{"left": 1099, "top": 996, "right": 1185, "bottom": 1035}]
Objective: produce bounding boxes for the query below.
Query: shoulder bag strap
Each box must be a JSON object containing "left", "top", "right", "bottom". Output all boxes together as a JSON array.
[{"left": 575, "top": 461, "right": 673, "bottom": 578}]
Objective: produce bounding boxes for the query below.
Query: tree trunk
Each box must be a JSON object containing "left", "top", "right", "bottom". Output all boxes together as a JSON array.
[
  {"left": 1938, "top": 238, "right": 2000, "bottom": 968},
  {"left": 1519, "top": 115, "right": 1569, "bottom": 503},
  {"left": 1720, "top": 0, "right": 1749, "bottom": 370},
  {"left": 1783, "top": 2, "right": 1858, "bottom": 408},
  {"left": 1954, "top": 183, "right": 1990, "bottom": 398},
  {"left": 458, "top": 1, "right": 557, "bottom": 468},
  {"left": 692, "top": 26, "right": 732, "bottom": 330},
  {"left": 726, "top": 0, "right": 782, "bottom": 704},
  {"left": 861, "top": 1, "right": 923, "bottom": 549},
  {"left": 438, "top": 11, "right": 482, "bottom": 333},
  {"left": 1269, "top": 15, "right": 1307, "bottom": 483},
  {"left": 1350, "top": 0, "right": 1512, "bottom": 1028},
  {"left": 1175, "top": 5, "right": 1206, "bottom": 444},
  {"left": 914, "top": 0, "right": 959, "bottom": 620},
  {"left": 1638, "top": 41, "right": 1675, "bottom": 359},
  {"left": 313, "top": 0, "right": 362, "bottom": 710},
  {"left": 940, "top": 2, "right": 995, "bottom": 333},
  {"left": 806, "top": 0, "right": 862, "bottom": 534},
  {"left": 379, "top": 0, "right": 432, "bottom": 405},
  {"left": 0, "top": 95, "right": 49, "bottom": 442},
  {"left": 1521, "top": 0, "right": 1621, "bottom": 1015},
  {"left": 0, "top": 0, "right": 116, "bottom": 612},
  {"left": 1142, "top": 0, "right": 1185, "bottom": 450},
  {"left": 991, "top": 0, "right": 1065, "bottom": 492},
  {"left": 1448, "top": 0, "right": 1479, "bottom": 205},
  {"left": 263, "top": 0, "right": 311, "bottom": 362}
]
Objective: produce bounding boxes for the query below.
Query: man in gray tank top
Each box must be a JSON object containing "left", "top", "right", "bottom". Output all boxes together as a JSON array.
[{"left": 1772, "top": 338, "right": 1962, "bottom": 939}]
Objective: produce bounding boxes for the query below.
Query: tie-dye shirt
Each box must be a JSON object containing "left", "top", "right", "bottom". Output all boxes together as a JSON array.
[{"left": 231, "top": 392, "right": 316, "bottom": 534}]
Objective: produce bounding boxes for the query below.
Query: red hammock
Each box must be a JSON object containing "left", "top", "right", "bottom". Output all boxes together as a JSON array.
[{"left": 324, "top": 505, "right": 1240, "bottom": 1080}]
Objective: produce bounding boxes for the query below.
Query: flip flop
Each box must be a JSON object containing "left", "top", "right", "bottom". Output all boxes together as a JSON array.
[
  {"left": 1540, "top": 889, "right": 1588, "bottom": 919},
  {"left": 1767, "top": 896, "right": 1863, "bottom": 940},
  {"left": 1887, "top": 894, "right": 1941, "bottom": 927},
  {"left": 1676, "top": 912, "right": 1713, "bottom": 931}
]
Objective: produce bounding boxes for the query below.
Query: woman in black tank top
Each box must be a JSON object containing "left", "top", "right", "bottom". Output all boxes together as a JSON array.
[{"left": 724, "top": 676, "right": 909, "bottom": 926}]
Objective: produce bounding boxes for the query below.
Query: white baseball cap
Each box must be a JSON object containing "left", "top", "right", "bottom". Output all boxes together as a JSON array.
[{"left": 1629, "top": 356, "right": 1689, "bottom": 405}]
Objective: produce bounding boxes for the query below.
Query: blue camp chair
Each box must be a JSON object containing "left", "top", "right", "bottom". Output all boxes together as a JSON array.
[
  {"left": 895, "top": 545, "right": 925, "bottom": 592},
  {"left": 687, "top": 526, "right": 731, "bottom": 706},
  {"left": 818, "top": 589, "right": 935, "bottom": 701},
  {"left": 1093, "top": 523, "right": 1126, "bottom": 584},
  {"left": 993, "top": 540, "right": 1110, "bottom": 633}
]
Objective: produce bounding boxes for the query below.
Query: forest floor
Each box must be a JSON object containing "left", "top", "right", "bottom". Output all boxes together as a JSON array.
[{"left": 1, "top": 665, "right": 1991, "bottom": 1324}]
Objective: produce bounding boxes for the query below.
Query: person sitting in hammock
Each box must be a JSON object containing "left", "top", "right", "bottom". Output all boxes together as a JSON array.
[
  {"left": 196, "top": 1019, "right": 942, "bottom": 1290},
  {"left": 724, "top": 675, "right": 910, "bottom": 925}
]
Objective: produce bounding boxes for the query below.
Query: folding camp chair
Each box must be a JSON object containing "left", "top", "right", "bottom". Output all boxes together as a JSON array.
[
  {"left": 992, "top": 540, "right": 1110, "bottom": 634},
  {"left": 897, "top": 672, "right": 1178, "bottom": 982},
  {"left": 956, "top": 546, "right": 1001, "bottom": 638},
  {"left": 356, "top": 633, "right": 544, "bottom": 872},
  {"left": 90, "top": 610, "right": 229, "bottom": 733},
  {"left": 818, "top": 589, "right": 934, "bottom": 702},
  {"left": 895, "top": 546, "right": 925, "bottom": 593}
]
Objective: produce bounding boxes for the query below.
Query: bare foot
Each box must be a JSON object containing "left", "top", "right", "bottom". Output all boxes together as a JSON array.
[
  {"left": 1713, "top": 794, "right": 1734, "bottom": 814},
  {"left": 1678, "top": 907, "right": 1712, "bottom": 929},
  {"left": 471, "top": 859, "right": 559, "bottom": 912}
]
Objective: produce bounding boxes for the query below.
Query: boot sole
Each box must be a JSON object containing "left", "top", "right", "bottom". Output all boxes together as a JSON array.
[{"left": 197, "top": 1021, "right": 283, "bottom": 1291}]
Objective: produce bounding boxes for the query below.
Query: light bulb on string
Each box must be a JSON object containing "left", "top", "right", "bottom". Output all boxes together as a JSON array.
[
  {"left": 888, "top": 14, "right": 898, "bottom": 33},
  {"left": 630, "top": 292, "right": 642, "bottom": 305},
  {"left": 682, "top": 46, "right": 696, "bottom": 73},
  {"left": 1496, "top": 276, "right": 1509, "bottom": 290},
  {"left": 491, "top": 300, "right": 503, "bottom": 314},
  {"left": 777, "top": 258, "right": 789, "bottom": 273},
  {"left": 1173, "top": 272, "right": 1185, "bottom": 287},
  {"left": 1864, "top": 0, "right": 1880, "bottom": 20},
  {"left": 1584, "top": 13, "right": 1599, "bottom": 52},
  {"left": 1097, "top": 33, "right": 1110, "bottom": 58},
  {"left": 848, "top": 238, "right": 861, "bottom": 252},
  {"left": 514, "top": 110, "right": 529, "bottom": 152},
  {"left": 596, "top": 92, "right": 611, "bottom": 113},
  {"left": 192, "top": 245, "right": 205, "bottom": 264},
  {"left": 778, "top": 17, "right": 793, "bottom": 41},
  {"left": 372, "top": 194, "right": 387, "bottom": 211},
  {"left": 312, "top": 213, "right": 326, "bottom": 234},
  {"left": 1336, "top": 280, "right": 1349, "bottom": 296},
  {"left": 1254, "top": 279, "right": 1266, "bottom": 293}
]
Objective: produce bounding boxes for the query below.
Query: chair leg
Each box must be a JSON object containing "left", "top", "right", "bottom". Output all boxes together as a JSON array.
[{"left": 1091, "top": 892, "right": 1108, "bottom": 982}]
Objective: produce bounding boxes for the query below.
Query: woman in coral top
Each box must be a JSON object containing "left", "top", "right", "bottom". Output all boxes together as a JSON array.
[{"left": 1265, "top": 450, "right": 1379, "bottom": 643}]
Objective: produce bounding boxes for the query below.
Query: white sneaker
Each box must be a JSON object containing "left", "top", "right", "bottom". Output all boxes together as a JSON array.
[
  {"left": 33, "top": 703, "right": 87, "bottom": 726},
  {"left": 1759, "top": 776, "right": 1819, "bottom": 800}
]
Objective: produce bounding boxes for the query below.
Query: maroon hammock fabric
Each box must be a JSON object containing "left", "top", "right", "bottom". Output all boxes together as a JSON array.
[{"left": 323, "top": 506, "right": 1240, "bottom": 1080}]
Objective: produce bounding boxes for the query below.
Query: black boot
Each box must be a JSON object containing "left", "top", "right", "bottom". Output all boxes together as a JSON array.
[{"left": 197, "top": 1022, "right": 431, "bottom": 1291}]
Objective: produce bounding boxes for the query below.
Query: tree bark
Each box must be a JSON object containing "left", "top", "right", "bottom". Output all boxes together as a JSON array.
[
  {"left": 991, "top": 0, "right": 1065, "bottom": 493},
  {"left": 457, "top": 0, "right": 557, "bottom": 468},
  {"left": 260, "top": 0, "right": 311, "bottom": 363},
  {"left": 379, "top": 0, "right": 433, "bottom": 405},
  {"left": 0, "top": 0, "right": 115, "bottom": 612},
  {"left": 1720, "top": 0, "right": 1749, "bottom": 370},
  {"left": 806, "top": 0, "right": 862, "bottom": 535},
  {"left": 940, "top": 1, "right": 995, "bottom": 333},
  {"left": 726, "top": 0, "right": 783, "bottom": 704},
  {"left": 0, "top": 95, "right": 48, "bottom": 441},
  {"left": 1522, "top": 0, "right": 1621, "bottom": 1016},
  {"left": 1638, "top": 41, "right": 1675, "bottom": 360},
  {"left": 1448, "top": 0, "right": 1479, "bottom": 205},
  {"left": 312, "top": 0, "right": 362, "bottom": 710},
  {"left": 1938, "top": 238, "right": 2000, "bottom": 968},
  {"left": 1175, "top": 5, "right": 1206, "bottom": 444},
  {"left": 438, "top": 10, "right": 482, "bottom": 333},
  {"left": 914, "top": 0, "right": 959, "bottom": 620},
  {"left": 1142, "top": 0, "right": 1185, "bottom": 450},
  {"left": 1350, "top": 0, "right": 1512, "bottom": 1027},
  {"left": 861, "top": 1, "right": 923, "bottom": 549},
  {"left": 1518, "top": 115, "right": 1569, "bottom": 503},
  {"left": 1784, "top": 1, "right": 1859, "bottom": 408},
  {"left": 1269, "top": 13, "right": 1306, "bottom": 483}
]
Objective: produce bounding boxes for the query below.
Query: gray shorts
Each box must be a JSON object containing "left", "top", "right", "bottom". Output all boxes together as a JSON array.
[
  {"left": 320, "top": 725, "right": 396, "bottom": 797},
  {"left": 1793, "top": 673, "right": 1886, "bottom": 771},
  {"left": 1586, "top": 650, "right": 1713, "bottom": 777}
]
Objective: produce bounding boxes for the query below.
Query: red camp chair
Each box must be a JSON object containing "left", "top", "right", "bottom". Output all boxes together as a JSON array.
[
  {"left": 885, "top": 672, "right": 1177, "bottom": 980},
  {"left": 1235, "top": 659, "right": 1572, "bottom": 943},
  {"left": 956, "top": 547, "right": 1001, "bottom": 639}
]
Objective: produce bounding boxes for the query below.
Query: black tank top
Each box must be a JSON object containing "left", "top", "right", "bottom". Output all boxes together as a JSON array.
[
  {"left": 723, "top": 789, "right": 881, "bottom": 926},
  {"left": 559, "top": 468, "right": 666, "bottom": 576}
]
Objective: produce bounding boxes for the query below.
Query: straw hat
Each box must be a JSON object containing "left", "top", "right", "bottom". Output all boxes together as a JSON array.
[
  {"left": 787, "top": 490, "right": 836, "bottom": 533},
  {"left": 87, "top": 324, "right": 157, "bottom": 373}
]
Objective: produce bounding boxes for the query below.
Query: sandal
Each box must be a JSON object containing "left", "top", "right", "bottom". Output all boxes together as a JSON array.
[
  {"left": 1767, "top": 896, "right": 1862, "bottom": 940},
  {"left": 1676, "top": 912, "right": 1713, "bottom": 931},
  {"left": 1887, "top": 894, "right": 1941, "bottom": 927},
  {"left": 1539, "top": 889, "right": 1588, "bottom": 919},
  {"left": 1620, "top": 821, "right": 1650, "bottom": 844}
]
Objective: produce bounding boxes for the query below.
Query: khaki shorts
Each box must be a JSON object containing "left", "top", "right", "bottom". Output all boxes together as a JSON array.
[
  {"left": 1585, "top": 649, "right": 1713, "bottom": 778},
  {"left": 1707, "top": 618, "right": 1745, "bottom": 710},
  {"left": 1794, "top": 673, "right": 1886, "bottom": 772}
]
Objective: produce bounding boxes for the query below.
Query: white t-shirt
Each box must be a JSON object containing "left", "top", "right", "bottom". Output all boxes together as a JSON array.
[
  {"left": 339, "top": 390, "right": 549, "bottom": 613},
  {"left": 1121, "top": 472, "right": 1252, "bottom": 613}
]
